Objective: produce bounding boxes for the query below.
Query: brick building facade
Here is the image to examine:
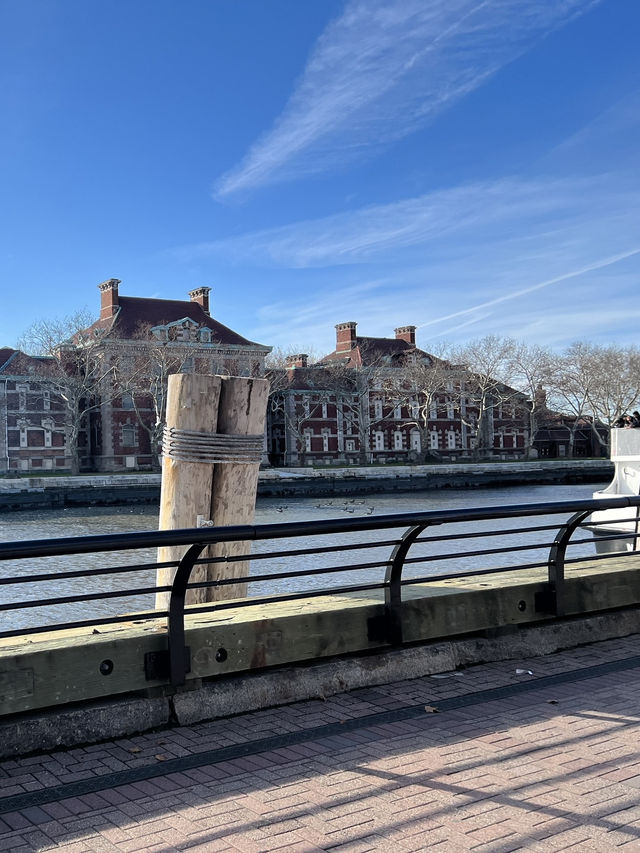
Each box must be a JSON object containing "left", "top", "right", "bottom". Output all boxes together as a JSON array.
[
  {"left": 267, "top": 322, "right": 531, "bottom": 467},
  {"left": 0, "top": 349, "right": 69, "bottom": 474},
  {"left": 0, "top": 280, "right": 270, "bottom": 474}
]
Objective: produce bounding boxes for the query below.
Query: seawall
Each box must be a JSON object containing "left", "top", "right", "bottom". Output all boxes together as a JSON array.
[{"left": 0, "top": 459, "right": 612, "bottom": 511}]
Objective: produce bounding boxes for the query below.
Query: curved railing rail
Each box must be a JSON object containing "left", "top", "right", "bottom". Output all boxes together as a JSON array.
[{"left": 1, "top": 496, "right": 639, "bottom": 685}]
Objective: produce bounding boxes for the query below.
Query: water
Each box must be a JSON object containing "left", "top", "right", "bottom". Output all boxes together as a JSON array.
[{"left": 0, "top": 483, "right": 606, "bottom": 633}]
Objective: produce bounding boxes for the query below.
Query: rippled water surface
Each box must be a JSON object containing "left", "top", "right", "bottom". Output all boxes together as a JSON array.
[{"left": 0, "top": 483, "right": 606, "bottom": 632}]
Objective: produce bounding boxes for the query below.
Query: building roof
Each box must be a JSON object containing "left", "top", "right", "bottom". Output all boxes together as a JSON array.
[
  {"left": 0, "top": 350, "right": 56, "bottom": 376},
  {"left": 321, "top": 335, "right": 433, "bottom": 368},
  {"left": 272, "top": 365, "right": 359, "bottom": 393},
  {"left": 87, "top": 295, "right": 268, "bottom": 349},
  {"left": 0, "top": 348, "right": 17, "bottom": 371}
]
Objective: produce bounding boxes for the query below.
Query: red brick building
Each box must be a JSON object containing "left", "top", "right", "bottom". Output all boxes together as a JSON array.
[
  {"left": 0, "top": 349, "right": 69, "bottom": 474},
  {"left": 84, "top": 279, "right": 270, "bottom": 471},
  {"left": 0, "top": 280, "right": 270, "bottom": 474},
  {"left": 267, "top": 322, "right": 531, "bottom": 467}
]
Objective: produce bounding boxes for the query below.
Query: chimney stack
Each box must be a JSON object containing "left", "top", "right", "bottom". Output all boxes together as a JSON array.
[
  {"left": 189, "top": 286, "right": 211, "bottom": 316},
  {"left": 286, "top": 354, "right": 308, "bottom": 369},
  {"left": 395, "top": 325, "right": 416, "bottom": 346},
  {"left": 335, "top": 322, "right": 357, "bottom": 353},
  {"left": 98, "top": 278, "right": 121, "bottom": 320}
]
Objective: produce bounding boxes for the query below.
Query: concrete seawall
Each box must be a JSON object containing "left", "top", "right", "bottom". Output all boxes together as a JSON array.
[{"left": 0, "top": 460, "right": 612, "bottom": 511}]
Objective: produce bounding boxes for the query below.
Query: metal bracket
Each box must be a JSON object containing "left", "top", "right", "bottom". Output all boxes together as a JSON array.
[
  {"left": 534, "top": 589, "right": 555, "bottom": 614},
  {"left": 144, "top": 647, "right": 191, "bottom": 681}
]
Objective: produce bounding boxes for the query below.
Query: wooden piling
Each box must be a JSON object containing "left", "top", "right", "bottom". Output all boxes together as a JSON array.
[
  {"left": 155, "top": 373, "right": 269, "bottom": 609},
  {"left": 155, "top": 373, "right": 222, "bottom": 609},
  {"left": 205, "top": 377, "right": 270, "bottom": 600}
]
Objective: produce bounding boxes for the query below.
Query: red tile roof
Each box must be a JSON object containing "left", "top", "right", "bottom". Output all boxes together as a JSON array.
[
  {"left": 0, "top": 350, "right": 55, "bottom": 375},
  {"left": 87, "top": 296, "right": 267, "bottom": 348},
  {"left": 321, "top": 335, "right": 429, "bottom": 368},
  {"left": 0, "top": 348, "right": 17, "bottom": 370}
]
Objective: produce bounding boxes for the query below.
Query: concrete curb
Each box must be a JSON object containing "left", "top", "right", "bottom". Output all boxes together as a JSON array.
[{"left": 1, "top": 608, "right": 638, "bottom": 757}]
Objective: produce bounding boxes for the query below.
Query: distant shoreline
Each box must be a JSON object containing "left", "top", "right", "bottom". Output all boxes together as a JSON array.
[{"left": 0, "top": 460, "right": 613, "bottom": 512}]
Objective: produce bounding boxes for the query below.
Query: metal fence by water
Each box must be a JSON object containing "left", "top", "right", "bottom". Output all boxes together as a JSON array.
[{"left": 1, "top": 496, "right": 640, "bottom": 684}]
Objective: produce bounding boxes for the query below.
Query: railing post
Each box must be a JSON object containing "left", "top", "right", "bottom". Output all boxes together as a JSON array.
[
  {"left": 385, "top": 523, "right": 428, "bottom": 645},
  {"left": 168, "top": 542, "right": 208, "bottom": 686},
  {"left": 547, "top": 509, "right": 591, "bottom": 617}
]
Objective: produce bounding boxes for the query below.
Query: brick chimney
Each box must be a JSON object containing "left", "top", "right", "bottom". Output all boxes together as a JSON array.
[
  {"left": 189, "top": 287, "right": 211, "bottom": 316},
  {"left": 286, "top": 354, "right": 308, "bottom": 369},
  {"left": 98, "top": 278, "right": 121, "bottom": 320},
  {"left": 395, "top": 325, "right": 416, "bottom": 345},
  {"left": 335, "top": 322, "right": 357, "bottom": 353}
]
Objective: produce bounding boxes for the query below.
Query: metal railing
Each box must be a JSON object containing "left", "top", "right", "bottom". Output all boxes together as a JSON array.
[{"left": 1, "top": 496, "right": 639, "bottom": 686}]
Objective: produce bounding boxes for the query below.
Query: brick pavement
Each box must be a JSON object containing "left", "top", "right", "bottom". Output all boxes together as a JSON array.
[{"left": 2, "top": 634, "right": 640, "bottom": 851}]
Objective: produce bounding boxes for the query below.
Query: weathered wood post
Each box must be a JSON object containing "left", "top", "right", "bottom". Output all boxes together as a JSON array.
[
  {"left": 155, "top": 373, "right": 268, "bottom": 609},
  {"left": 205, "top": 376, "right": 270, "bottom": 600}
]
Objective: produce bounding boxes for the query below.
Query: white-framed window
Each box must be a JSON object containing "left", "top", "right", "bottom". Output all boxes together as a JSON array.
[
  {"left": 322, "top": 430, "right": 329, "bottom": 452},
  {"left": 181, "top": 357, "right": 194, "bottom": 373},
  {"left": 393, "top": 404, "right": 402, "bottom": 420},
  {"left": 42, "top": 418, "right": 55, "bottom": 448},
  {"left": 43, "top": 390, "right": 50, "bottom": 411},
  {"left": 17, "top": 384, "right": 27, "bottom": 412},
  {"left": 345, "top": 439, "right": 355, "bottom": 452},
  {"left": 321, "top": 402, "right": 328, "bottom": 419},
  {"left": 121, "top": 424, "right": 137, "bottom": 447},
  {"left": 393, "top": 431, "right": 403, "bottom": 450},
  {"left": 374, "top": 431, "right": 384, "bottom": 450},
  {"left": 200, "top": 328, "right": 211, "bottom": 343},
  {"left": 410, "top": 430, "right": 421, "bottom": 451},
  {"left": 446, "top": 400, "right": 454, "bottom": 419},
  {"left": 430, "top": 431, "right": 439, "bottom": 450},
  {"left": 446, "top": 381, "right": 454, "bottom": 392},
  {"left": 304, "top": 431, "right": 312, "bottom": 452},
  {"left": 122, "top": 393, "right": 134, "bottom": 410},
  {"left": 373, "top": 398, "right": 383, "bottom": 420},
  {"left": 447, "top": 430, "right": 456, "bottom": 449},
  {"left": 429, "top": 402, "right": 437, "bottom": 420},
  {"left": 19, "top": 424, "right": 28, "bottom": 448},
  {"left": 303, "top": 398, "right": 310, "bottom": 418},
  {"left": 410, "top": 398, "right": 420, "bottom": 419}
]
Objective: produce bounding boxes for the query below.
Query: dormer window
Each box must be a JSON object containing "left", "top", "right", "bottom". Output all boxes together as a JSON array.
[{"left": 200, "top": 328, "right": 211, "bottom": 343}]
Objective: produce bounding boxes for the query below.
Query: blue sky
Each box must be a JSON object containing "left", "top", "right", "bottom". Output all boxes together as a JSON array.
[{"left": 1, "top": 0, "right": 638, "bottom": 356}]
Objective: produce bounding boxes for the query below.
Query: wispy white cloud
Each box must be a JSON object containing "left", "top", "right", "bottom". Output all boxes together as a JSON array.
[
  {"left": 178, "top": 172, "right": 638, "bottom": 271},
  {"left": 227, "top": 168, "right": 640, "bottom": 352},
  {"left": 215, "top": 0, "right": 600, "bottom": 198},
  {"left": 418, "top": 247, "right": 640, "bottom": 329}
]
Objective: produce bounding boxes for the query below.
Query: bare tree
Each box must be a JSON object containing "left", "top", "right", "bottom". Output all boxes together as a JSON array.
[
  {"left": 509, "top": 341, "right": 554, "bottom": 458},
  {"left": 545, "top": 342, "right": 598, "bottom": 458},
  {"left": 452, "top": 336, "right": 523, "bottom": 458},
  {"left": 17, "top": 313, "right": 117, "bottom": 475},
  {"left": 586, "top": 344, "right": 640, "bottom": 446},
  {"left": 114, "top": 324, "right": 199, "bottom": 469}
]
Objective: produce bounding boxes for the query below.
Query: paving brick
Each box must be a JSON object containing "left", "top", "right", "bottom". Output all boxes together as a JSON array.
[{"left": 3, "top": 634, "right": 640, "bottom": 852}]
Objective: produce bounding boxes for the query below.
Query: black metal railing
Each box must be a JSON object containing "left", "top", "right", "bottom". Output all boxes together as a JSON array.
[{"left": 1, "top": 496, "right": 639, "bottom": 686}]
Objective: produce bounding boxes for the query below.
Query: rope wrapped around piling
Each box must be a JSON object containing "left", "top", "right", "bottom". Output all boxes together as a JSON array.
[{"left": 162, "top": 426, "right": 263, "bottom": 464}]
